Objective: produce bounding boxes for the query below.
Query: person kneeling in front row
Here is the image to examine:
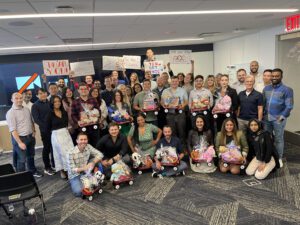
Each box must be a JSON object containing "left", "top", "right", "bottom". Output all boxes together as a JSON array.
[
  {"left": 152, "top": 126, "right": 188, "bottom": 177},
  {"left": 67, "top": 132, "right": 103, "bottom": 197},
  {"left": 246, "top": 119, "right": 280, "bottom": 180}
]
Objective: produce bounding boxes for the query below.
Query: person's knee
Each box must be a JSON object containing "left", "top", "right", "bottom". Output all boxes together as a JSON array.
[
  {"left": 230, "top": 167, "right": 240, "bottom": 175},
  {"left": 245, "top": 167, "right": 255, "bottom": 176},
  {"left": 254, "top": 171, "right": 267, "bottom": 180}
]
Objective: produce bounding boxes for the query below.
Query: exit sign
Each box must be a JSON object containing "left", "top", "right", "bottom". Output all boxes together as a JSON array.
[{"left": 285, "top": 14, "right": 300, "bottom": 32}]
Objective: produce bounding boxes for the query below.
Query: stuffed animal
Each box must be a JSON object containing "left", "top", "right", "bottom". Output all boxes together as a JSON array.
[
  {"left": 212, "top": 95, "right": 232, "bottom": 114},
  {"left": 192, "top": 97, "right": 210, "bottom": 110},
  {"left": 156, "top": 146, "right": 179, "bottom": 166},
  {"left": 110, "top": 161, "right": 131, "bottom": 182}
]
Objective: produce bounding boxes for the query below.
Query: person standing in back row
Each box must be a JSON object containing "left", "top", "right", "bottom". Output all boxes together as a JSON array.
[{"left": 263, "top": 68, "right": 293, "bottom": 168}]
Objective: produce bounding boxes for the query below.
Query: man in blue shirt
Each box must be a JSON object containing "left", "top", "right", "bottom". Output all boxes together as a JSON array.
[
  {"left": 263, "top": 68, "right": 294, "bottom": 167},
  {"left": 152, "top": 126, "right": 188, "bottom": 177}
]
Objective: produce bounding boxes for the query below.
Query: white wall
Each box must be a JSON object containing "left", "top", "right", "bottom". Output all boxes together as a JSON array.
[
  {"left": 214, "top": 26, "right": 284, "bottom": 74},
  {"left": 155, "top": 51, "right": 214, "bottom": 76}
]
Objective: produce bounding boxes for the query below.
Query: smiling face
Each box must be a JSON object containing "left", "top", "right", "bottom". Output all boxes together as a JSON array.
[
  {"left": 91, "top": 88, "right": 99, "bottom": 98},
  {"left": 23, "top": 90, "right": 32, "bottom": 101},
  {"left": 76, "top": 134, "right": 88, "bottom": 149},
  {"left": 250, "top": 61, "right": 259, "bottom": 74},
  {"left": 194, "top": 77, "right": 203, "bottom": 89},
  {"left": 271, "top": 71, "right": 282, "bottom": 85},
  {"left": 114, "top": 91, "right": 122, "bottom": 103},
  {"left": 66, "top": 88, "right": 73, "bottom": 98},
  {"left": 263, "top": 71, "right": 272, "bottom": 85},
  {"left": 85, "top": 75, "right": 93, "bottom": 85},
  {"left": 58, "top": 79, "right": 65, "bottom": 88},
  {"left": 109, "top": 125, "right": 119, "bottom": 137},
  {"left": 237, "top": 70, "right": 246, "bottom": 83},
  {"left": 195, "top": 117, "right": 204, "bottom": 131},
  {"left": 78, "top": 85, "right": 89, "bottom": 98},
  {"left": 225, "top": 120, "right": 234, "bottom": 133},
  {"left": 12, "top": 93, "right": 23, "bottom": 107},
  {"left": 53, "top": 97, "right": 61, "bottom": 110},
  {"left": 137, "top": 115, "right": 146, "bottom": 127},
  {"left": 134, "top": 84, "right": 142, "bottom": 93},
  {"left": 171, "top": 77, "right": 179, "bottom": 89},
  {"left": 48, "top": 84, "right": 58, "bottom": 96}
]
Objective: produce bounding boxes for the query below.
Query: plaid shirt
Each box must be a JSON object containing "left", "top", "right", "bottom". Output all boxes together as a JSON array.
[
  {"left": 263, "top": 83, "right": 294, "bottom": 121},
  {"left": 71, "top": 97, "right": 100, "bottom": 127},
  {"left": 67, "top": 144, "right": 103, "bottom": 179}
]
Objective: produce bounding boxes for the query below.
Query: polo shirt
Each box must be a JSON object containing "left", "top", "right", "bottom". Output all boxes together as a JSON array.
[
  {"left": 156, "top": 136, "right": 183, "bottom": 155},
  {"left": 238, "top": 89, "right": 263, "bottom": 120}
]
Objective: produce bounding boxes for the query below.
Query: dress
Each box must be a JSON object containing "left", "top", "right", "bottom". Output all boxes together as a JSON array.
[{"left": 128, "top": 124, "right": 159, "bottom": 157}]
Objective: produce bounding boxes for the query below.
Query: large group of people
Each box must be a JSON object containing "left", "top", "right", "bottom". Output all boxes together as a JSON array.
[{"left": 6, "top": 48, "right": 294, "bottom": 197}]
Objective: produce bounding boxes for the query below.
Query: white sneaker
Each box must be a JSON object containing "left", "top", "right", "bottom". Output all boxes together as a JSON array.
[{"left": 279, "top": 159, "right": 283, "bottom": 168}]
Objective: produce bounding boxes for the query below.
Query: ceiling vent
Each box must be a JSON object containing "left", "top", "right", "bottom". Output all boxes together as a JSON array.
[
  {"left": 62, "top": 38, "right": 93, "bottom": 44},
  {"left": 198, "top": 32, "right": 221, "bottom": 38},
  {"left": 55, "top": 6, "right": 74, "bottom": 13}
]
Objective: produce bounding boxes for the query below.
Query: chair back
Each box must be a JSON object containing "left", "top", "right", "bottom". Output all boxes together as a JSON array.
[{"left": 0, "top": 171, "right": 39, "bottom": 205}]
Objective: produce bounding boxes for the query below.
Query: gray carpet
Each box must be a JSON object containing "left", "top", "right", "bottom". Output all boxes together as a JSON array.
[{"left": 1, "top": 142, "right": 300, "bottom": 225}]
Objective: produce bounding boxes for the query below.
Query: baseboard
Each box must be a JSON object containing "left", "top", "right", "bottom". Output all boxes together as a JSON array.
[{"left": 284, "top": 130, "right": 300, "bottom": 146}]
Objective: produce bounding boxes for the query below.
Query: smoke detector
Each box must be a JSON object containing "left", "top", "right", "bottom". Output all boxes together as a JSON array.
[{"left": 55, "top": 6, "right": 74, "bottom": 13}]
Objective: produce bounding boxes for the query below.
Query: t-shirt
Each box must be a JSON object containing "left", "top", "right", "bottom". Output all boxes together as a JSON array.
[{"left": 133, "top": 91, "right": 159, "bottom": 122}]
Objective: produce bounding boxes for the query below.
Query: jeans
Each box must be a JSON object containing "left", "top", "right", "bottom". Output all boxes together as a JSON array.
[
  {"left": 40, "top": 131, "right": 55, "bottom": 169},
  {"left": 69, "top": 175, "right": 83, "bottom": 197},
  {"left": 264, "top": 119, "right": 286, "bottom": 158},
  {"left": 11, "top": 134, "right": 37, "bottom": 173},
  {"left": 152, "top": 161, "right": 188, "bottom": 176}
]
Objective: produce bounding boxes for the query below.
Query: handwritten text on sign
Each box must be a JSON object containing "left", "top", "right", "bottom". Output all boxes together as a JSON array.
[
  {"left": 123, "top": 55, "right": 141, "bottom": 69},
  {"left": 70, "top": 61, "right": 95, "bottom": 77},
  {"left": 144, "top": 60, "right": 164, "bottom": 75},
  {"left": 43, "top": 60, "right": 70, "bottom": 76},
  {"left": 169, "top": 50, "right": 192, "bottom": 64},
  {"left": 102, "top": 56, "right": 124, "bottom": 71}
]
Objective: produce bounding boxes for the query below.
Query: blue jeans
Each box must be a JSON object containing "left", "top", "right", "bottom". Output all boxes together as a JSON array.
[
  {"left": 264, "top": 119, "right": 287, "bottom": 158},
  {"left": 152, "top": 161, "right": 188, "bottom": 176},
  {"left": 69, "top": 175, "right": 83, "bottom": 197},
  {"left": 11, "top": 134, "right": 37, "bottom": 173}
]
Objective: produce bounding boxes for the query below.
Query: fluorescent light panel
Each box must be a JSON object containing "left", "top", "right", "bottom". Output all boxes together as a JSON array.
[
  {"left": 0, "top": 9, "right": 298, "bottom": 19},
  {"left": 0, "top": 38, "right": 204, "bottom": 51}
]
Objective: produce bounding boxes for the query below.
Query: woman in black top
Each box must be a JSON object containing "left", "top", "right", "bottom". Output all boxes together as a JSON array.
[
  {"left": 187, "top": 115, "right": 216, "bottom": 173},
  {"left": 48, "top": 96, "right": 74, "bottom": 179},
  {"left": 246, "top": 119, "right": 280, "bottom": 180}
]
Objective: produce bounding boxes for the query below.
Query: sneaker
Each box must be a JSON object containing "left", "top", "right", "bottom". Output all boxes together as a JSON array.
[
  {"left": 44, "top": 168, "right": 56, "bottom": 176},
  {"left": 60, "top": 171, "right": 67, "bottom": 179},
  {"left": 152, "top": 172, "right": 158, "bottom": 178},
  {"left": 279, "top": 159, "right": 283, "bottom": 168},
  {"left": 33, "top": 171, "right": 43, "bottom": 178}
]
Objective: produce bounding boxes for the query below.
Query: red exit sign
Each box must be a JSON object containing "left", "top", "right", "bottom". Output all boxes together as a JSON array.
[{"left": 285, "top": 14, "right": 300, "bottom": 32}]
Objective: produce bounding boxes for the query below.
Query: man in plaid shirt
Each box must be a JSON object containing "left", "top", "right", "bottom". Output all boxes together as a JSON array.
[
  {"left": 67, "top": 132, "right": 103, "bottom": 197},
  {"left": 263, "top": 68, "right": 294, "bottom": 168},
  {"left": 71, "top": 82, "right": 101, "bottom": 147}
]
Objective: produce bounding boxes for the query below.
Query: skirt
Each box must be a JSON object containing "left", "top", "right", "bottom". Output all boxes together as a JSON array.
[{"left": 51, "top": 128, "right": 74, "bottom": 172}]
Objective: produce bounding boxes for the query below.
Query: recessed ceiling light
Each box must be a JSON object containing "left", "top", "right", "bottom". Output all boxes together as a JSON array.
[
  {"left": 0, "top": 37, "right": 204, "bottom": 51},
  {"left": 0, "top": 9, "right": 297, "bottom": 19}
]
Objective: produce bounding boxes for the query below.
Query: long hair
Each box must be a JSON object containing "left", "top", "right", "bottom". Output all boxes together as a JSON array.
[
  {"left": 220, "top": 118, "right": 238, "bottom": 146},
  {"left": 133, "top": 83, "right": 143, "bottom": 96},
  {"left": 61, "top": 87, "right": 74, "bottom": 107},
  {"left": 133, "top": 112, "right": 146, "bottom": 145},
  {"left": 89, "top": 87, "right": 102, "bottom": 106},
  {"left": 112, "top": 89, "right": 124, "bottom": 105},
  {"left": 204, "top": 75, "right": 217, "bottom": 94},
  {"left": 193, "top": 115, "right": 208, "bottom": 132},
  {"left": 50, "top": 95, "right": 65, "bottom": 113}
]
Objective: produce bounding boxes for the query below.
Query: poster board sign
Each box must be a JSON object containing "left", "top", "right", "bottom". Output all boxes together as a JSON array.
[
  {"left": 169, "top": 50, "right": 192, "bottom": 64},
  {"left": 43, "top": 60, "right": 70, "bottom": 76},
  {"left": 102, "top": 56, "right": 124, "bottom": 71},
  {"left": 123, "top": 55, "right": 141, "bottom": 69},
  {"left": 144, "top": 60, "right": 164, "bottom": 75},
  {"left": 70, "top": 61, "right": 95, "bottom": 77}
]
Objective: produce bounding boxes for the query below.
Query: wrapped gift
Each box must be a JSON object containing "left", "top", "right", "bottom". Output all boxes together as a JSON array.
[
  {"left": 132, "top": 145, "right": 153, "bottom": 170},
  {"left": 212, "top": 95, "right": 232, "bottom": 114},
  {"left": 156, "top": 146, "right": 179, "bottom": 167},
  {"left": 162, "top": 95, "right": 180, "bottom": 109},
  {"left": 191, "top": 137, "right": 215, "bottom": 163},
  {"left": 143, "top": 92, "right": 158, "bottom": 111},
  {"left": 219, "top": 141, "right": 244, "bottom": 164},
  {"left": 110, "top": 160, "right": 133, "bottom": 183},
  {"left": 108, "top": 107, "right": 130, "bottom": 124},
  {"left": 191, "top": 96, "right": 210, "bottom": 111}
]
